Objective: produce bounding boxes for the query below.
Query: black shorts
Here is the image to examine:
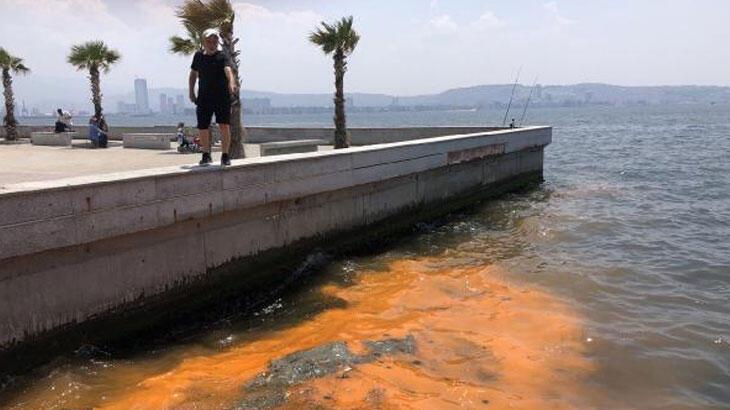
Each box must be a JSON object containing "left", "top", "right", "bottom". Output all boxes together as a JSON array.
[{"left": 196, "top": 100, "right": 231, "bottom": 129}]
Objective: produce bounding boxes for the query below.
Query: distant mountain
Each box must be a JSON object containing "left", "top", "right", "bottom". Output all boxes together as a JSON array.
[
  {"left": 248, "top": 83, "right": 730, "bottom": 108},
  {"left": 397, "top": 83, "right": 730, "bottom": 108}
]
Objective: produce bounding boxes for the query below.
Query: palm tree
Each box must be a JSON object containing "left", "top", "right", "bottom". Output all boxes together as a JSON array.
[
  {"left": 0, "top": 48, "right": 30, "bottom": 141},
  {"left": 170, "top": 0, "right": 246, "bottom": 159},
  {"left": 309, "top": 16, "right": 360, "bottom": 149},
  {"left": 67, "top": 41, "right": 120, "bottom": 129}
]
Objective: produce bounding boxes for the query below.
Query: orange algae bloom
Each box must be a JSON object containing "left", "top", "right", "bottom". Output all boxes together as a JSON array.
[{"left": 9, "top": 258, "right": 601, "bottom": 409}]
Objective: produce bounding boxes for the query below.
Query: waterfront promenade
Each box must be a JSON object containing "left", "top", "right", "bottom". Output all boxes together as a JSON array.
[
  {"left": 0, "top": 126, "right": 499, "bottom": 186},
  {"left": 0, "top": 140, "right": 338, "bottom": 186}
]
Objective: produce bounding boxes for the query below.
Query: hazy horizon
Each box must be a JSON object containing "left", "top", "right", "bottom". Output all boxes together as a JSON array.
[{"left": 2, "top": 0, "right": 729, "bottom": 109}]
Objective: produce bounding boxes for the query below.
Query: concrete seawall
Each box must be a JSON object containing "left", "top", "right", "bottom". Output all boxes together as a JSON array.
[
  {"left": 4, "top": 125, "right": 503, "bottom": 146},
  {"left": 0, "top": 126, "right": 551, "bottom": 350}
]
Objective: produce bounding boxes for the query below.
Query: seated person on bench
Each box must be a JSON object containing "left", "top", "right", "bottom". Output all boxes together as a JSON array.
[
  {"left": 88, "top": 116, "right": 108, "bottom": 148},
  {"left": 54, "top": 108, "right": 73, "bottom": 133}
]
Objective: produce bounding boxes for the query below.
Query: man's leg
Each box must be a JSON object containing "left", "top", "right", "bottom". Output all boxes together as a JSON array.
[
  {"left": 197, "top": 103, "right": 214, "bottom": 165},
  {"left": 215, "top": 101, "right": 232, "bottom": 166},
  {"left": 198, "top": 129, "right": 211, "bottom": 152},
  {"left": 218, "top": 123, "right": 231, "bottom": 154}
]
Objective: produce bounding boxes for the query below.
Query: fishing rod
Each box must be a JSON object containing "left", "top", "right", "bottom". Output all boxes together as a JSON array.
[
  {"left": 502, "top": 66, "right": 522, "bottom": 127},
  {"left": 519, "top": 77, "right": 539, "bottom": 126}
]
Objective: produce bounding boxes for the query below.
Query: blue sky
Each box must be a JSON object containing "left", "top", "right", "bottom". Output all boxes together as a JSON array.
[{"left": 1, "top": 0, "right": 729, "bottom": 106}]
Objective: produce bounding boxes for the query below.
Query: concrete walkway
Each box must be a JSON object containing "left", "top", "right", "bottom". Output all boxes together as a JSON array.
[
  {"left": 0, "top": 140, "right": 209, "bottom": 186},
  {"left": 0, "top": 140, "right": 332, "bottom": 188}
]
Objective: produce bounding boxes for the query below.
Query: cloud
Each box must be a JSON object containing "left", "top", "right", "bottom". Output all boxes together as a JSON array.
[
  {"left": 470, "top": 11, "right": 507, "bottom": 30},
  {"left": 544, "top": 1, "right": 576, "bottom": 26},
  {"left": 233, "top": 2, "right": 322, "bottom": 26},
  {"left": 230, "top": 2, "right": 325, "bottom": 54},
  {"left": 428, "top": 11, "right": 505, "bottom": 34},
  {"left": 3, "top": 0, "right": 128, "bottom": 37},
  {"left": 132, "top": 0, "right": 178, "bottom": 26},
  {"left": 429, "top": 14, "right": 459, "bottom": 32}
]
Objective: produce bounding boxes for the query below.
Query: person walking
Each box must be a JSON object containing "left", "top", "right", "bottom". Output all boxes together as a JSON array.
[{"left": 189, "top": 28, "right": 238, "bottom": 166}]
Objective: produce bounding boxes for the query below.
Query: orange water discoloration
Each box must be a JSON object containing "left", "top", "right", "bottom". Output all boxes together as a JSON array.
[
  {"left": 281, "top": 260, "right": 598, "bottom": 409},
  {"left": 8, "top": 259, "right": 600, "bottom": 409}
]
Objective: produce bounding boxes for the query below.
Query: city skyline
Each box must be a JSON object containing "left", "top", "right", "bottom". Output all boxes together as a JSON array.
[{"left": 7, "top": 79, "right": 730, "bottom": 119}]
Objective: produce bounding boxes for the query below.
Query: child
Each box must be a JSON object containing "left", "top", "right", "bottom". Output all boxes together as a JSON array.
[{"left": 177, "top": 122, "right": 190, "bottom": 149}]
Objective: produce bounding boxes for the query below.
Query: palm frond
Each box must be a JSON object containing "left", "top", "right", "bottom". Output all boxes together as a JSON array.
[
  {"left": 207, "top": 0, "right": 233, "bottom": 17},
  {"left": 0, "top": 48, "right": 9, "bottom": 67},
  {"left": 308, "top": 22, "right": 337, "bottom": 54},
  {"left": 13, "top": 61, "right": 30, "bottom": 74},
  {"left": 171, "top": 0, "right": 237, "bottom": 53},
  {"left": 177, "top": 0, "right": 215, "bottom": 33},
  {"left": 340, "top": 17, "right": 360, "bottom": 54},
  {"left": 309, "top": 16, "right": 360, "bottom": 56},
  {"left": 0, "top": 47, "right": 31, "bottom": 74},
  {"left": 182, "top": 22, "right": 203, "bottom": 44},
  {"left": 169, "top": 36, "right": 198, "bottom": 55},
  {"left": 67, "top": 41, "right": 121, "bottom": 73},
  {"left": 100, "top": 49, "right": 121, "bottom": 73},
  {"left": 207, "top": 0, "right": 234, "bottom": 33}
]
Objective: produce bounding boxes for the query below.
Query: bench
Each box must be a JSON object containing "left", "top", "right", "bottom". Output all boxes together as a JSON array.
[
  {"left": 257, "top": 139, "right": 328, "bottom": 156},
  {"left": 122, "top": 133, "right": 173, "bottom": 150},
  {"left": 30, "top": 132, "right": 77, "bottom": 146}
]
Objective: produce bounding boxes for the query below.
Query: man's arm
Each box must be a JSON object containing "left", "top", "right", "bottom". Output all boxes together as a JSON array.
[
  {"left": 188, "top": 70, "right": 198, "bottom": 104},
  {"left": 224, "top": 66, "right": 238, "bottom": 95}
]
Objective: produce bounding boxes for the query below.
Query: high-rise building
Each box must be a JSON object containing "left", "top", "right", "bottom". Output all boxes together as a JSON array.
[
  {"left": 176, "top": 94, "right": 184, "bottom": 111},
  {"left": 168, "top": 97, "right": 175, "bottom": 114},
  {"left": 160, "top": 93, "right": 168, "bottom": 114},
  {"left": 134, "top": 78, "right": 150, "bottom": 114}
]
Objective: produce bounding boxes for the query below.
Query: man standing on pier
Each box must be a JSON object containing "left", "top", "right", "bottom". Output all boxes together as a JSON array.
[{"left": 189, "top": 28, "right": 238, "bottom": 166}]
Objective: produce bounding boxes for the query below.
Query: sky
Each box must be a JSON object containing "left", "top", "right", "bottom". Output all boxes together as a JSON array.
[{"left": 1, "top": 0, "right": 729, "bottom": 107}]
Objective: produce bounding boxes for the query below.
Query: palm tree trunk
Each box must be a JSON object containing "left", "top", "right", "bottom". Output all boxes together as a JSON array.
[
  {"left": 2, "top": 69, "right": 18, "bottom": 141},
  {"left": 221, "top": 33, "right": 246, "bottom": 159},
  {"left": 89, "top": 65, "right": 103, "bottom": 119},
  {"left": 333, "top": 49, "right": 348, "bottom": 149},
  {"left": 228, "top": 70, "right": 246, "bottom": 159}
]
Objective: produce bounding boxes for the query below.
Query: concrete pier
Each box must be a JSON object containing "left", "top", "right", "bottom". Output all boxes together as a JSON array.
[{"left": 0, "top": 126, "right": 551, "bottom": 350}]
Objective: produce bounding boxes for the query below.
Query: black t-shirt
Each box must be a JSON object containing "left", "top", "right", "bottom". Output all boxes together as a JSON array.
[{"left": 191, "top": 50, "right": 232, "bottom": 104}]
